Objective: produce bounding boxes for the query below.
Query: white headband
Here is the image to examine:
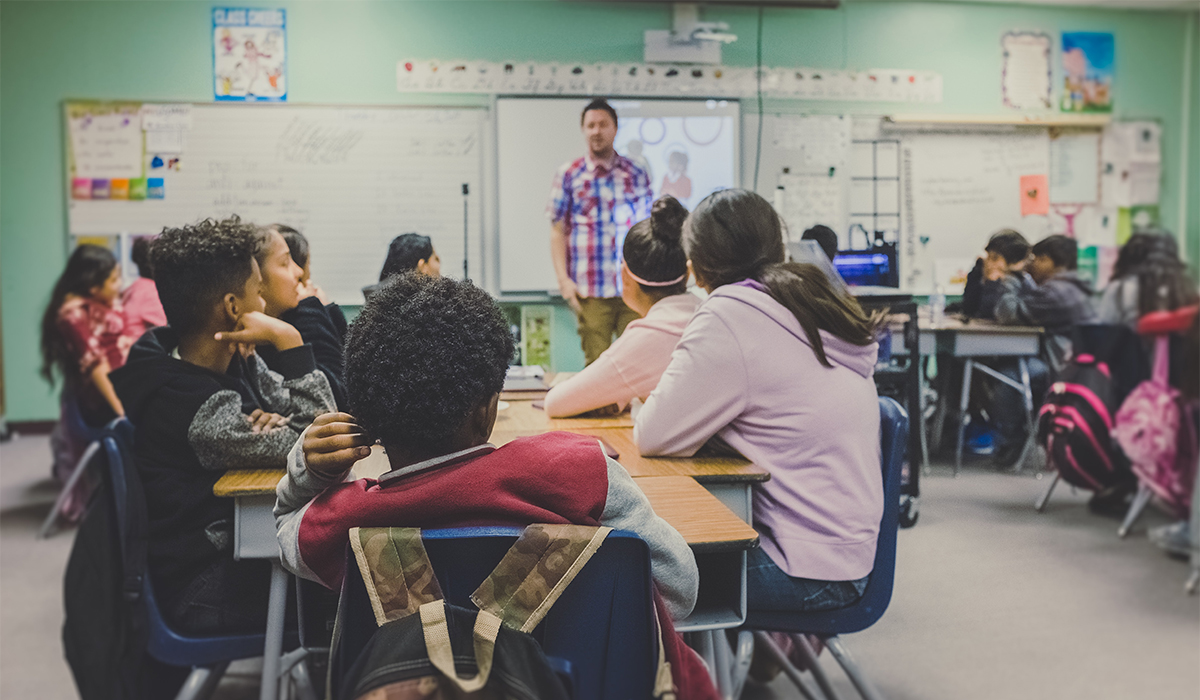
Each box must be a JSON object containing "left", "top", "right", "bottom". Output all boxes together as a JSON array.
[{"left": 623, "top": 258, "right": 687, "bottom": 287}]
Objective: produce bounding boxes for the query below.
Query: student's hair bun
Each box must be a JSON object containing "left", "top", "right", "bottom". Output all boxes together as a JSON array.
[{"left": 649, "top": 196, "right": 688, "bottom": 244}]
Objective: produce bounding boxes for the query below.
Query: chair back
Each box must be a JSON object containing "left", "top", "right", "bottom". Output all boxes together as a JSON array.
[
  {"left": 746, "top": 395, "right": 908, "bottom": 635},
  {"left": 333, "top": 527, "right": 657, "bottom": 700},
  {"left": 101, "top": 419, "right": 267, "bottom": 667}
]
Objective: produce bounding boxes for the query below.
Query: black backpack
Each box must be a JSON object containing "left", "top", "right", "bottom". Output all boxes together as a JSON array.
[
  {"left": 1037, "top": 353, "right": 1131, "bottom": 491},
  {"left": 333, "top": 524, "right": 673, "bottom": 700},
  {"left": 62, "top": 421, "right": 149, "bottom": 700}
]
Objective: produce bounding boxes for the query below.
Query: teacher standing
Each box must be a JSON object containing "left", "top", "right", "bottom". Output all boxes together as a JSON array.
[{"left": 548, "top": 99, "right": 653, "bottom": 365}]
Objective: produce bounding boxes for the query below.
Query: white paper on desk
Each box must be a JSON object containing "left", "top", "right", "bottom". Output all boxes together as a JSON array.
[{"left": 145, "top": 129, "right": 185, "bottom": 154}]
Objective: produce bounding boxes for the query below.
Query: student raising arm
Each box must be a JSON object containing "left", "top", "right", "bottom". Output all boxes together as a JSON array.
[
  {"left": 543, "top": 196, "right": 699, "bottom": 417},
  {"left": 110, "top": 217, "right": 335, "bottom": 639},
  {"left": 636, "top": 189, "right": 884, "bottom": 613}
]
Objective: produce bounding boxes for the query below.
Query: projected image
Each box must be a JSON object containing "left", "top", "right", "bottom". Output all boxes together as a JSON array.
[{"left": 612, "top": 104, "right": 737, "bottom": 211}]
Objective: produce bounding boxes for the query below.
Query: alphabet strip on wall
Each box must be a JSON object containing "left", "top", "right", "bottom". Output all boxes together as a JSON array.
[{"left": 397, "top": 60, "right": 943, "bottom": 103}]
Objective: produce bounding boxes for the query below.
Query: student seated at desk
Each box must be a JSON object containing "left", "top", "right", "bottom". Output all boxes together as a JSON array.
[
  {"left": 996, "top": 234, "right": 1097, "bottom": 373},
  {"left": 110, "top": 217, "right": 335, "bottom": 636},
  {"left": 254, "top": 224, "right": 350, "bottom": 409},
  {"left": 1097, "top": 231, "right": 1197, "bottom": 328},
  {"left": 276, "top": 223, "right": 349, "bottom": 338},
  {"left": 121, "top": 236, "right": 167, "bottom": 338},
  {"left": 635, "top": 189, "right": 883, "bottom": 614},
  {"left": 361, "top": 232, "right": 441, "bottom": 301},
  {"left": 801, "top": 224, "right": 839, "bottom": 262},
  {"left": 41, "top": 244, "right": 133, "bottom": 520},
  {"left": 275, "top": 273, "right": 717, "bottom": 698},
  {"left": 544, "top": 196, "right": 699, "bottom": 417},
  {"left": 959, "top": 229, "right": 1032, "bottom": 319}
]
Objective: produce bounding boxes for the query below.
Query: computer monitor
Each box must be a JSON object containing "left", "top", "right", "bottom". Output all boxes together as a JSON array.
[{"left": 833, "top": 247, "right": 899, "bottom": 288}]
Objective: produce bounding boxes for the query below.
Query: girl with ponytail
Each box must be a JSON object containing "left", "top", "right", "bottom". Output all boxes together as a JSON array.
[
  {"left": 544, "top": 196, "right": 700, "bottom": 417},
  {"left": 636, "top": 188, "right": 885, "bottom": 614}
]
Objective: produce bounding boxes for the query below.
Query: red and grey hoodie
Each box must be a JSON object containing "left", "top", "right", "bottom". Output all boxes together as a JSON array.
[{"left": 274, "top": 430, "right": 699, "bottom": 620}]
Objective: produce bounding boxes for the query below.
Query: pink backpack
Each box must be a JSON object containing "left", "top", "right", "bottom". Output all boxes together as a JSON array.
[{"left": 1113, "top": 335, "right": 1193, "bottom": 517}]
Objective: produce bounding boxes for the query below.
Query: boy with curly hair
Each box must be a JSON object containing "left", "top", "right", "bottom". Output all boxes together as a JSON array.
[
  {"left": 110, "top": 216, "right": 335, "bottom": 635},
  {"left": 274, "top": 271, "right": 698, "bottom": 618}
]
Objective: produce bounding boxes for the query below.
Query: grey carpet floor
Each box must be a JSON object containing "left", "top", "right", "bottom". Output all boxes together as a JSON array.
[{"left": 2, "top": 432, "right": 1197, "bottom": 700}]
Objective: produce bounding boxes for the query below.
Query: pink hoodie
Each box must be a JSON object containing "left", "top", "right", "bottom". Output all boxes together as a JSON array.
[
  {"left": 544, "top": 293, "right": 700, "bottom": 418},
  {"left": 635, "top": 282, "right": 882, "bottom": 581}
]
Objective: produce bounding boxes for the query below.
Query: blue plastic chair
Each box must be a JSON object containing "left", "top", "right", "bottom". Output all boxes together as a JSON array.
[
  {"left": 740, "top": 396, "right": 908, "bottom": 700},
  {"left": 102, "top": 418, "right": 280, "bottom": 700},
  {"left": 332, "top": 527, "right": 658, "bottom": 700},
  {"left": 39, "top": 397, "right": 109, "bottom": 538}
]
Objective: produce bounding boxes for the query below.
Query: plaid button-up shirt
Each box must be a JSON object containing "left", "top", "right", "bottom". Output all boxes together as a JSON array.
[{"left": 547, "top": 153, "right": 652, "bottom": 298}]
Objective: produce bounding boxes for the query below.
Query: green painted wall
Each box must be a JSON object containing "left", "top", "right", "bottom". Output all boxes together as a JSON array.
[
  {"left": 1189, "top": 13, "right": 1200, "bottom": 275},
  {"left": 2, "top": 0, "right": 1195, "bottom": 420}
]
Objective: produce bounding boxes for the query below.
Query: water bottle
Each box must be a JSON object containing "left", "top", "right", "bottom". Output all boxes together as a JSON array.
[{"left": 930, "top": 285, "right": 946, "bottom": 326}]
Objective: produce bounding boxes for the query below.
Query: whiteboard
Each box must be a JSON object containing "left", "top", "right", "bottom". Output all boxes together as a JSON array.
[
  {"left": 901, "top": 131, "right": 1050, "bottom": 293},
  {"left": 496, "top": 97, "right": 740, "bottom": 294},
  {"left": 67, "top": 103, "right": 486, "bottom": 305}
]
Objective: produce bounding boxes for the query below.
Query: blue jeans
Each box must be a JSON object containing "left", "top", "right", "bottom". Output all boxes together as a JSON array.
[{"left": 746, "top": 547, "right": 869, "bottom": 612}]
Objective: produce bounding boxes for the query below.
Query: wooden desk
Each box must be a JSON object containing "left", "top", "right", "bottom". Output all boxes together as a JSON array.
[
  {"left": 491, "top": 401, "right": 768, "bottom": 522},
  {"left": 214, "top": 465, "right": 758, "bottom": 636}
]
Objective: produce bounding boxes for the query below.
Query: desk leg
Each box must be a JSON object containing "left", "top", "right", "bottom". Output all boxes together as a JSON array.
[
  {"left": 1011, "top": 357, "right": 1037, "bottom": 473},
  {"left": 260, "top": 560, "right": 288, "bottom": 700},
  {"left": 955, "top": 359, "right": 974, "bottom": 477}
]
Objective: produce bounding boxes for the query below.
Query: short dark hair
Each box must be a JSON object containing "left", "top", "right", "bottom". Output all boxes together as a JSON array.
[
  {"left": 581, "top": 99, "right": 618, "bottom": 128},
  {"left": 152, "top": 217, "right": 259, "bottom": 336},
  {"left": 380, "top": 233, "right": 434, "bottom": 281},
  {"left": 131, "top": 236, "right": 155, "bottom": 279},
  {"left": 344, "top": 273, "right": 513, "bottom": 452},
  {"left": 985, "top": 229, "right": 1031, "bottom": 265},
  {"left": 272, "top": 224, "right": 309, "bottom": 269},
  {"left": 801, "top": 225, "right": 839, "bottom": 261},
  {"left": 1031, "top": 235, "right": 1078, "bottom": 270}
]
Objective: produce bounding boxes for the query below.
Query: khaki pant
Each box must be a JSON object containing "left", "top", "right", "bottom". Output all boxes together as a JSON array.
[{"left": 576, "top": 297, "right": 640, "bottom": 365}]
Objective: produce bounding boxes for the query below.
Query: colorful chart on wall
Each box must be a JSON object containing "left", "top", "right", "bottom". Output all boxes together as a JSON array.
[
  {"left": 1061, "top": 32, "right": 1113, "bottom": 113},
  {"left": 213, "top": 8, "right": 287, "bottom": 102}
]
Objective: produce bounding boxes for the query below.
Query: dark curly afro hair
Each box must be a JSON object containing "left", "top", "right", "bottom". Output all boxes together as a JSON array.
[
  {"left": 344, "top": 272, "right": 513, "bottom": 452},
  {"left": 152, "top": 216, "right": 259, "bottom": 336}
]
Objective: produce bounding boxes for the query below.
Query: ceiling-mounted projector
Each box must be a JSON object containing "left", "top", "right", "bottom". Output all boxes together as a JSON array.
[{"left": 645, "top": 3, "right": 737, "bottom": 64}]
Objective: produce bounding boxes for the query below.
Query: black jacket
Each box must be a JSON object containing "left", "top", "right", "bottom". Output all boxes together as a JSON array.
[
  {"left": 258, "top": 297, "right": 349, "bottom": 409},
  {"left": 109, "top": 327, "right": 335, "bottom": 606}
]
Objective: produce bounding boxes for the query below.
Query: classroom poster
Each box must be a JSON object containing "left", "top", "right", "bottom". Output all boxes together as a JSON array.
[
  {"left": 213, "top": 8, "right": 286, "bottom": 102},
  {"left": 67, "top": 102, "right": 144, "bottom": 199},
  {"left": 1002, "top": 32, "right": 1052, "bottom": 110},
  {"left": 1061, "top": 32, "right": 1113, "bottom": 113}
]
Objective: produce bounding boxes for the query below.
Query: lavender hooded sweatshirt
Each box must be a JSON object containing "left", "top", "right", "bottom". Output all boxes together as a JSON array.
[{"left": 635, "top": 282, "right": 883, "bottom": 581}]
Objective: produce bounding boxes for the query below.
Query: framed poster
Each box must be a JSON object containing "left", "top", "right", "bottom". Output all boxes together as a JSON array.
[{"left": 213, "top": 8, "right": 287, "bottom": 102}]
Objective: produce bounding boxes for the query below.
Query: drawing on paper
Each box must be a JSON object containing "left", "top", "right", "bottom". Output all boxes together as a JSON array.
[
  {"left": 1061, "top": 32, "right": 1113, "bottom": 113},
  {"left": 1001, "top": 32, "right": 1051, "bottom": 110},
  {"left": 213, "top": 8, "right": 286, "bottom": 102}
]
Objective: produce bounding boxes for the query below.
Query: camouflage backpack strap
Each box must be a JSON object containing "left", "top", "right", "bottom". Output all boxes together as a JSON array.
[
  {"left": 470, "top": 523, "right": 612, "bottom": 633},
  {"left": 348, "top": 526, "right": 444, "bottom": 626}
]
